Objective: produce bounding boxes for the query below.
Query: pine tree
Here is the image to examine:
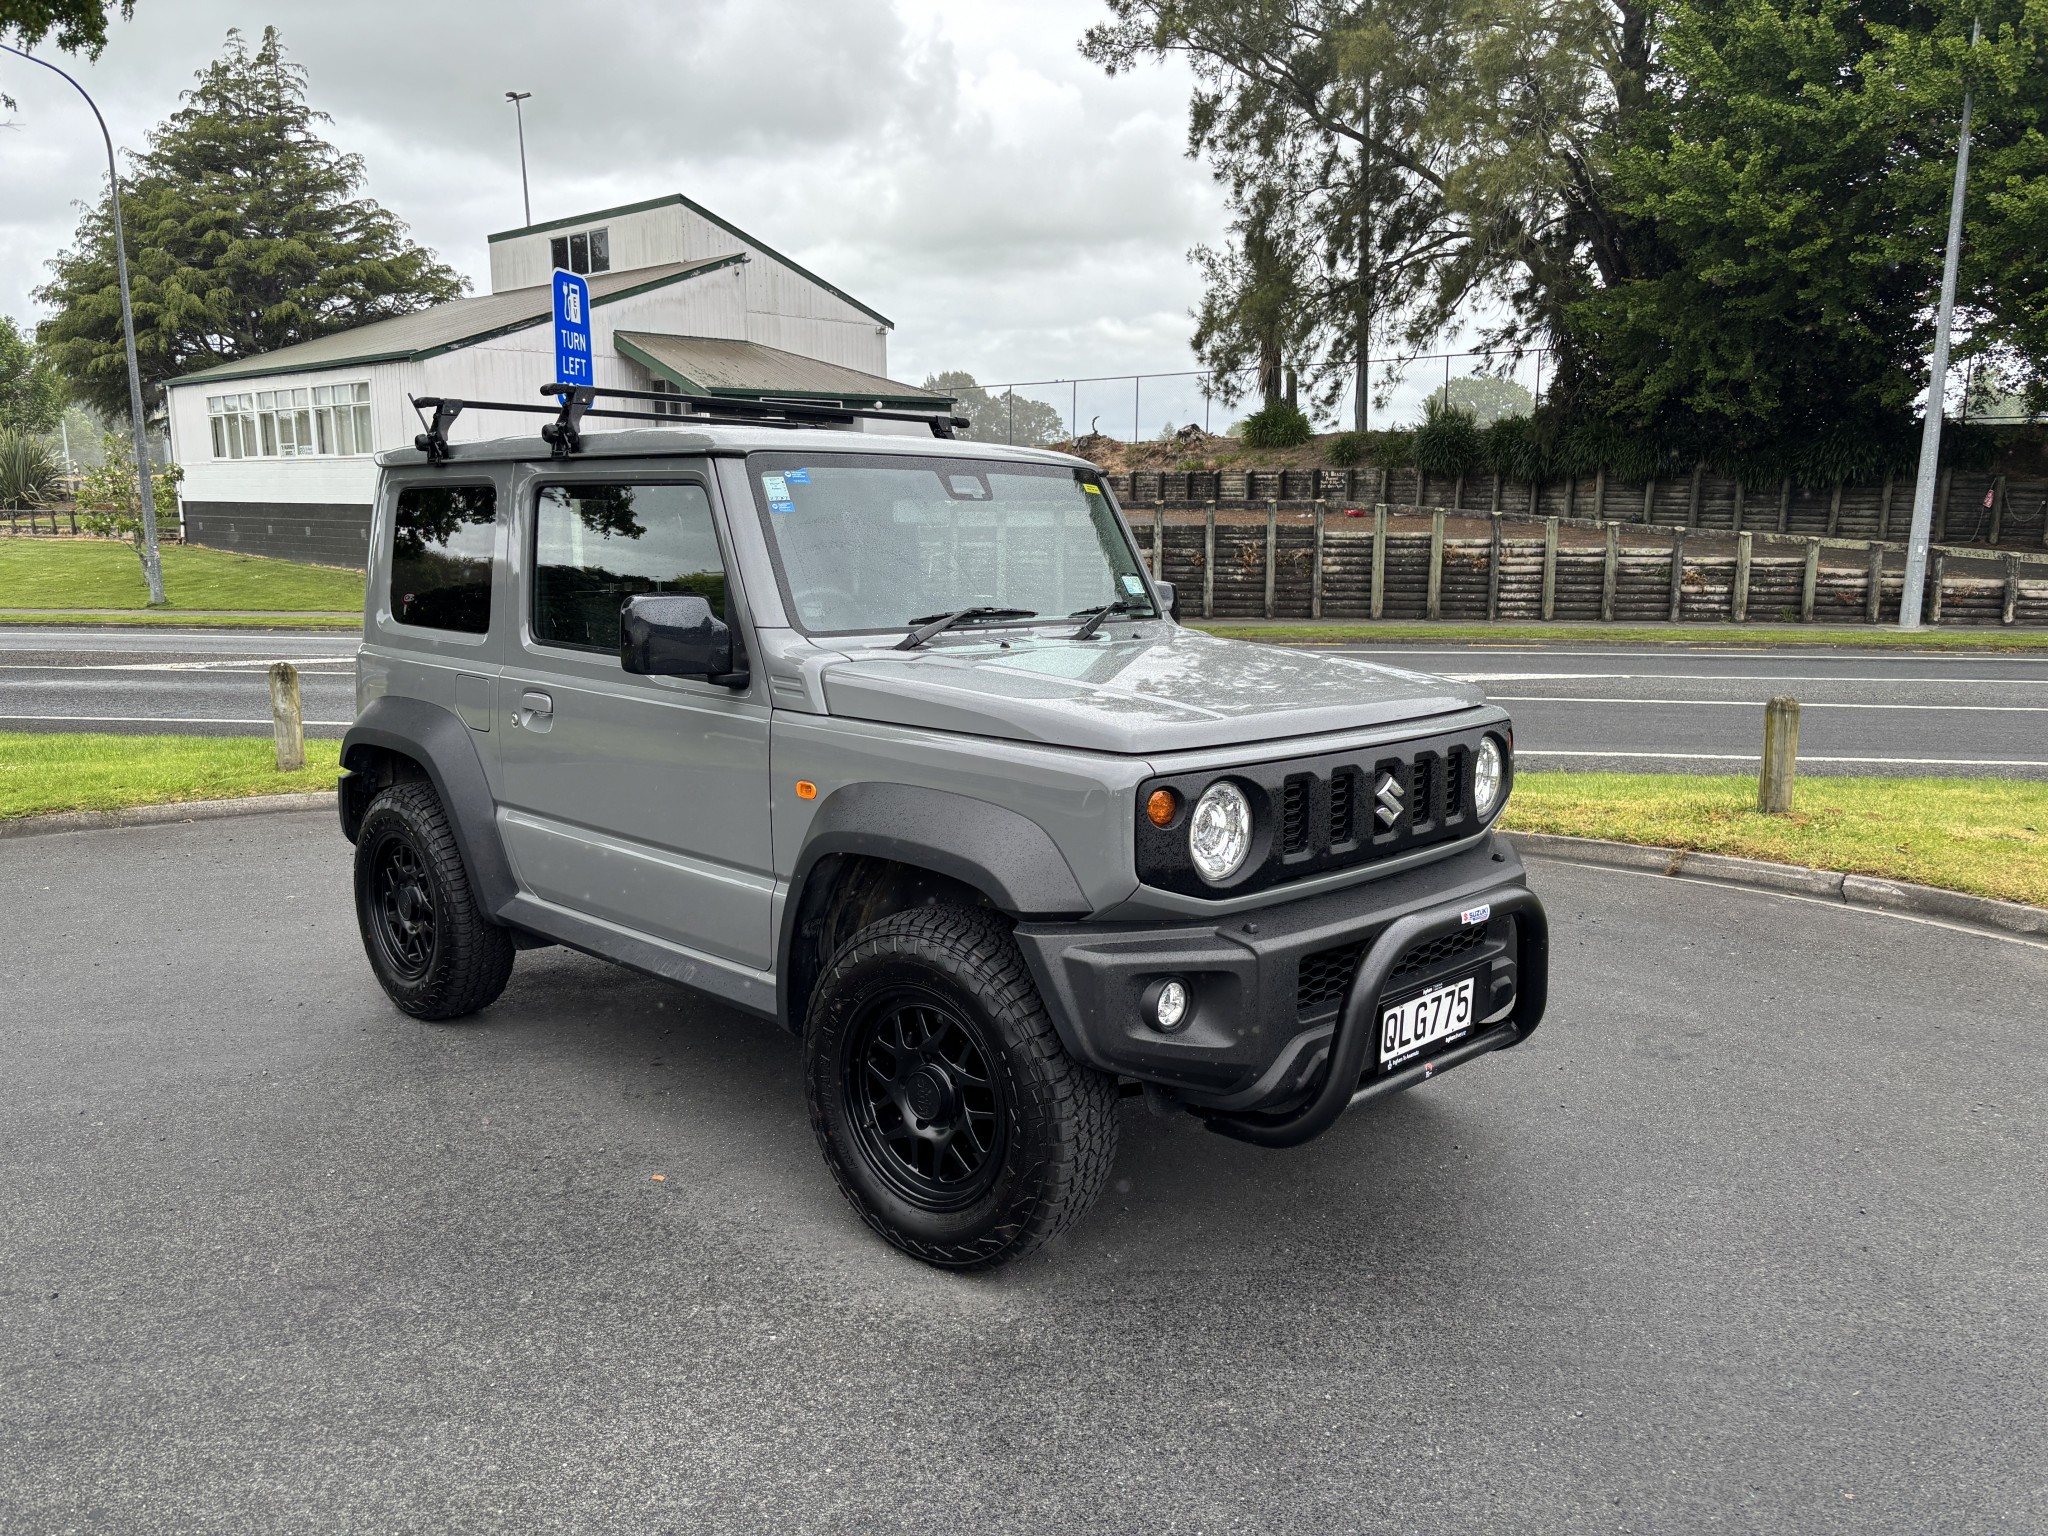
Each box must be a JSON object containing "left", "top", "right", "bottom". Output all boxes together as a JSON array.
[{"left": 34, "top": 26, "right": 466, "bottom": 421}]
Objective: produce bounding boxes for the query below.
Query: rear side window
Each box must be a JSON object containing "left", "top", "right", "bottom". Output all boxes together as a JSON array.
[
  {"left": 532, "top": 482, "right": 726, "bottom": 654},
  {"left": 391, "top": 485, "right": 496, "bottom": 633}
]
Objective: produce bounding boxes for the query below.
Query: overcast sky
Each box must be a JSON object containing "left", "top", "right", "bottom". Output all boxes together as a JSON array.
[{"left": 1, "top": 0, "right": 1230, "bottom": 402}]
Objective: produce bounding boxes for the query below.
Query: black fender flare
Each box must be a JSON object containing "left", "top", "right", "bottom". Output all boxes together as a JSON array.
[
  {"left": 775, "top": 781, "right": 1091, "bottom": 1030},
  {"left": 339, "top": 695, "right": 519, "bottom": 917}
]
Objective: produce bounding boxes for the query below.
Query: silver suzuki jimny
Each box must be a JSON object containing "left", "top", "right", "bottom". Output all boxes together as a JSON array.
[{"left": 339, "top": 386, "right": 1547, "bottom": 1270}]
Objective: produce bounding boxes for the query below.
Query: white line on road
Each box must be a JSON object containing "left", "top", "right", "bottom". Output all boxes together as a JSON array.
[
  {"left": 0, "top": 659, "right": 354, "bottom": 673},
  {"left": 1519, "top": 749, "right": 2048, "bottom": 767},
  {"left": 1490, "top": 694, "right": 2048, "bottom": 713},
  {"left": 0, "top": 713, "right": 353, "bottom": 727},
  {"left": 1447, "top": 671, "right": 2048, "bottom": 686}
]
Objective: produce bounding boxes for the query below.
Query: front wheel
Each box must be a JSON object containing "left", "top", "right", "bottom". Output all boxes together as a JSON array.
[{"left": 804, "top": 906, "right": 1121, "bottom": 1270}]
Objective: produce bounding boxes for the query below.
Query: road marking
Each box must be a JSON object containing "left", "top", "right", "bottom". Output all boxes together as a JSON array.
[
  {"left": 1333, "top": 645, "right": 2048, "bottom": 667},
  {"left": 0, "top": 659, "right": 354, "bottom": 672},
  {"left": 1519, "top": 749, "right": 2048, "bottom": 767},
  {"left": 0, "top": 713, "right": 353, "bottom": 727},
  {"left": 1490, "top": 694, "right": 2048, "bottom": 713},
  {"left": 1447, "top": 671, "right": 2048, "bottom": 686}
]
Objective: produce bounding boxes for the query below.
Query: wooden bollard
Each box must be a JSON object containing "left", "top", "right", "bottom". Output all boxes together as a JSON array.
[
  {"left": 1759, "top": 695, "right": 1799, "bottom": 814},
  {"left": 268, "top": 661, "right": 305, "bottom": 772}
]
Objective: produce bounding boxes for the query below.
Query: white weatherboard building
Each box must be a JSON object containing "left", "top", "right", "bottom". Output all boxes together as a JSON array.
[{"left": 163, "top": 194, "right": 947, "bottom": 566}]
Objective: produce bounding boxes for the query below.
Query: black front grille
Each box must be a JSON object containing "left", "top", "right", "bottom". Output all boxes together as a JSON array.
[
  {"left": 1387, "top": 926, "right": 1487, "bottom": 988},
  {"left": 1133, "top": 722, "right": 1502, "bottom": 900},
  {"left": 1297, "top": 941, "right": 1367, "bottom": 1017},
  {"left": 1281, "top": 774, "right": 1312, "bottom": 854},
  {"left": 1329, "top": 768, "right": 1356, "bottom": 845}
]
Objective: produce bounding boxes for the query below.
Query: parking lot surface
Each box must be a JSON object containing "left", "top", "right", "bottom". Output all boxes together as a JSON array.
[{"left": 2, "top": 812, "right": 2044, "bottom": 1533}]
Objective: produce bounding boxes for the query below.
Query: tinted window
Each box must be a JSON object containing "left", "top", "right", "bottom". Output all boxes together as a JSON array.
[
  {"left": 391, "top": 485, "right": 495, "bottom": 633},
  {"left": 533, "top": 482, "right": 726, "bottom": 653}
]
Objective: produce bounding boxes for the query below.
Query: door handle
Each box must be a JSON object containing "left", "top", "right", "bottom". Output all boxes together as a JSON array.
[{"left": 517, "top": 690, "right": 554, "bottom": 732}]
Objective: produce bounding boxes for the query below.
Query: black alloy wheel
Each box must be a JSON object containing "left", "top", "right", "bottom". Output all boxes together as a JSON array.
[
  {"left": 845, "top": 989, "right": 1005, "bottom": 1211},
  {"left": 367, "top": 830, "right": 437, "bottom": 980},
  {"left": 804, "top": 905, "right": 1120, "bottom": 1270},
  {"left": 351, "top": 780, "right": 515, "bottom": 1021}
]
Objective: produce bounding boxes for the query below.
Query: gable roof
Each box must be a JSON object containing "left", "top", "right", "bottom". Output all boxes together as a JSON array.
[
  {"left": 165, "top": 256, "right": 744, "bottom": 388},
  {"left": 486, "top": 192, "right": 893, "bottom": 329},
  {"left": 613, "top": 331, "right": 949, "bottom": 409}
]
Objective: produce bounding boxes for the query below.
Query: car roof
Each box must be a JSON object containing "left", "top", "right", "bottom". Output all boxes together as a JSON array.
[{"left": 376, "top": 423, "right": 1098, "bottom": 471}]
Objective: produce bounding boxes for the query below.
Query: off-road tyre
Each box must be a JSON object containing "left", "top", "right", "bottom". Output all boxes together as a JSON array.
[
  {"left": 805, "top": 905, "right": 1120, "bottom": 1270},
  {"left": 353, "top": 780, "right": 515, "bottom": 1021}
]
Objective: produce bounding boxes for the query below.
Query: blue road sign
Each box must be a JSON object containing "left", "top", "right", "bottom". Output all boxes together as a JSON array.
[{"left": 552, "top": 269, "right": 592, "bottom": 388}]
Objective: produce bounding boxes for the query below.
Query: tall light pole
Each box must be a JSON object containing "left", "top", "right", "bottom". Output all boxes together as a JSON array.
[
  {"left": 1900, "top": 15, "right": 1983, "bottom": 630},
  {"left": 3, "top": 42, "right": 165, "bottom": 604},
  {"left": 505, "top": 91, "right": 533, "bottom": 226}
]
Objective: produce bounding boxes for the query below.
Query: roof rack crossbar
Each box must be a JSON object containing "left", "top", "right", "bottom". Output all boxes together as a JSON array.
[{"left": 407, "top": 385, "right": 970, "bottom": 459}]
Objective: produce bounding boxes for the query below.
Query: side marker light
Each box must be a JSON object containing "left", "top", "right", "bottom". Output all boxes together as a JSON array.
[{"left": 795, "top": 781, "right": 818, "bottom": 800}]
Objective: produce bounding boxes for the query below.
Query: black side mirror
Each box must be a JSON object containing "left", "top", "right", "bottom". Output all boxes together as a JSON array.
[
  {"left": 1152, "top": 578, "right": 1179, "bottom": 622},
  {"left": 620, "top": 593, "right": 748, "bottom": 688}
]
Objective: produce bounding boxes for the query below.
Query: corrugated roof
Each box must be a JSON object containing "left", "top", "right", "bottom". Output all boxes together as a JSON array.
[
  {"left": 614, "top": 331, "right": 950, "bottom": 406},
  {"left": 166, "top": 257, "right": 743, "bottom": 387}
]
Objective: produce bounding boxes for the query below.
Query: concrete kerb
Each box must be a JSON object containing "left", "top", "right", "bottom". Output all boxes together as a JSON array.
[
  {"left": 0, "top": 790, "right": 335, "bottom": 841},
  {"left": 3, "top": 792, "right": 2042, "bottom": 942},
  {"left": 1508, "top": 831, "right": 2048, "bottom": 939}
]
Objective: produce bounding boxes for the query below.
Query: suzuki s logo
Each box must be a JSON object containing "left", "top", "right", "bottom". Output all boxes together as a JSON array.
[{"left": 1375, "top": 770, "right": 1405, "bottom": 828}]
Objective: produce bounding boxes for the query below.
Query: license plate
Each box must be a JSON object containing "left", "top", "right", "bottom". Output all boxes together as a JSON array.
[{"left": 1379, "top": 975, "right": 1476, "bottom": 1070}]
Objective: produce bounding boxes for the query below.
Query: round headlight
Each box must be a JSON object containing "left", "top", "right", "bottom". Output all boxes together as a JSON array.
[
  {"left": 1474, "top": 735, "right": 1507, "bottom": 817},
  {"left": 1188, "top": 780, "right": 1254, "bottom": 884}
]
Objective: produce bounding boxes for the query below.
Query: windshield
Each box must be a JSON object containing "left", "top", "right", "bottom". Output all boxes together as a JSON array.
[{"left": 747, "top": 454, "right": 1155, "bottom": 635}]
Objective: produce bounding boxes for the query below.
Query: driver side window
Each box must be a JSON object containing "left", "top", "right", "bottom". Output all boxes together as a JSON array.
[{"left": 531, "top": 481, "right": 727, "bottom": 654}]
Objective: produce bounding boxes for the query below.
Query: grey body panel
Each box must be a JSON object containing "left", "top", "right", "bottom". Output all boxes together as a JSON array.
[{"left": 813, "top": 625, "right": 1485, "bottom": 754}]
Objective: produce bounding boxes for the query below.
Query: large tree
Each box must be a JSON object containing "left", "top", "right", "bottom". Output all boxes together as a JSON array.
[
  {"left": 1084, "top": 0, "right": 1468, "bottom": 430},
  {"left": 1, "top": 1, "right": 133, "bottom": 108},
  {"left": 35, "top": 26, "right": 465, "bottom": 422},
  {"left": 1568, "top": 0, "right": 2048, "bottom": 462}
]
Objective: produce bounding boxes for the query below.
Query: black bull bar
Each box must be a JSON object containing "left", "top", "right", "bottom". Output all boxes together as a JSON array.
[{"left": 1197, "top": 886, "right": 1549, "bottom": 1148}]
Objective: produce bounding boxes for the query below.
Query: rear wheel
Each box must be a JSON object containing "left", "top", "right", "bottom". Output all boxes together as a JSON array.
[
  {"left": 353, "top": 780, "right": 514, "bottom": 1020},
  {"left": 805, "top": 906, "right": 1119, "bottom": 1269}
]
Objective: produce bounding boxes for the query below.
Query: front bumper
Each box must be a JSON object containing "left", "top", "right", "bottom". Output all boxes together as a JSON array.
[{"left": 1013, "top": 837, "right": 1548, "bottom": 1147}]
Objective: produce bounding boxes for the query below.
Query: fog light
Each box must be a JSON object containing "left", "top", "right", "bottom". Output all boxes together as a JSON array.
[{"left": 1142, "top": 977, "right": 1190, "bottom": 1033}]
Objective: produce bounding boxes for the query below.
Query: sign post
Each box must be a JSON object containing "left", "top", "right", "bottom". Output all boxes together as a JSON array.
[{"left": 552, "top": 269, "right": 593, "bottom": 390}]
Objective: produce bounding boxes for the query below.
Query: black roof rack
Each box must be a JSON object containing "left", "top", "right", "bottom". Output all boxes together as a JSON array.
[{"left": 408, "top": 383, "right": 970, "bottom": 462}]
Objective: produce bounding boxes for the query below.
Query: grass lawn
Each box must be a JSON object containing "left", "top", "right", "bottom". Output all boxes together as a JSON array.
[
  {"left": 1200, "top": 620, "right": 2048, "bottom": 651},
  {"left": 1505, "top": 772, "right": 2048, "bottom": 908},
  {"left": 0, "top": 540, "right": 364, "bottom": 613},
  {"left": 0, "top": 611, "right": 358, "bottom": 630},
  {"left": 0, "top": 733, "right": 340, "bottom": 820}
]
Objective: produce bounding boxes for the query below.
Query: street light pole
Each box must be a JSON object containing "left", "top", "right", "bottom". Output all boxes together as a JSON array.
[
  {"left": 1900, "top": 15, "right": 1982, "bottom": 630},
  {"left": 4, "top": 43, "right": 164, "bottom": 604},
  {"left": 505, "top": 91, "right": 533, "bottom": 226}
]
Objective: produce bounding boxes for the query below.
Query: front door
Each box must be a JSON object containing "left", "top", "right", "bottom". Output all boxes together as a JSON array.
[{"left": 495, "top": 471, "right": 774, "bottom": 969}]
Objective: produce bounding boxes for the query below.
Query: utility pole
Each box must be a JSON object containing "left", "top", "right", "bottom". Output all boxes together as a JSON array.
[
  {"left": 505, "top": 91, "right": 533, "bottom": 225},
  {"left": 1901, "top": 15, "right": 1982, "bottom": 630},
  {"left": 3, "top": 44, "right": 164, "bottom": 603},
  {"left": 1355, "top": 92, "right": 1373, "bottom": 434}
]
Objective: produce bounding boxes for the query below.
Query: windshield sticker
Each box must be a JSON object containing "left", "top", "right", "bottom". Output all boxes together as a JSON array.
[
  {"left": 769, "top": 499, "right": 795, "bottom": 515},
  {"left": 1081, "top": 482, "right": 1102, "bottom": 496},
  {"left": 785, "top": 468, "right": 810, "bottom": 484},
  {"left": 1120, "top": 574, "right": 1146, "bottom": 595},
  {"left": 761, "top": 474, "right": 790, "bottom": 501}
]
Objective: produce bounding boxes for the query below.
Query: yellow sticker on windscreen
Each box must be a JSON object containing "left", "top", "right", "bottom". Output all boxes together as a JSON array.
[{"left": 1081, "top": 482, "right": 1102, "bottom": 495}]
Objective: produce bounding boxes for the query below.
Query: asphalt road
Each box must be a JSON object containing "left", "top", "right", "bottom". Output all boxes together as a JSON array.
[
  {"left": 4, "top": 628, "right": 2048, "bottom": 780},
  {"left": 3, "top": 812, "right": 2043, "bottom": 1533},
  {"left": 1325, "top": 643, "right": 2048, "bottom": 779},
  {"left": 0, "top": 627, "right": 357, "bottom": 739}
]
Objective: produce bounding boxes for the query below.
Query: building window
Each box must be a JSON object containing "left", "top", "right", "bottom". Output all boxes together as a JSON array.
[
  {"left": 549, "top": 227, "right": 610, "bottom": 276},
  {"left": 207, "top": 382, "right": 372, "bottom": 460},
  {"left": 649, "top": 378, "right": 685, "bottom": 417}
]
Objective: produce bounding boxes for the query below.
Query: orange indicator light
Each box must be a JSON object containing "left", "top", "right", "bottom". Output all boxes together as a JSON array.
[
  {"left": 795, "top": 780, "right": 819, "bottom": 800},
  {"left": 1146, "top": 788, "right": 1179, "bottom": 827}
]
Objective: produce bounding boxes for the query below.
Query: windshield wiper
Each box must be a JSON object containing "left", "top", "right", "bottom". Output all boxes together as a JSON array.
[
  {"left": 1066, "top": 599, "right": 1147, "bottom": 641},
  {"left": 895, "top": 606, "right": 1037, "bottom": 650}
]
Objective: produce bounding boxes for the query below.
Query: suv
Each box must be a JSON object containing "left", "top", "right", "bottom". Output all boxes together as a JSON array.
[{"left": 339, "top": 393, "right": 1547, "bottom": 1271}]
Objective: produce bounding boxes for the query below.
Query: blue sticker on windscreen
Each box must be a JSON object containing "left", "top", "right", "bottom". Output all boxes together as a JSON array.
[
  {"left": 769, "top": 499, "right": 795, "bottom": 515},
  {"left": 785, "top": 468, "right": 811, "bottom": 484}
]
